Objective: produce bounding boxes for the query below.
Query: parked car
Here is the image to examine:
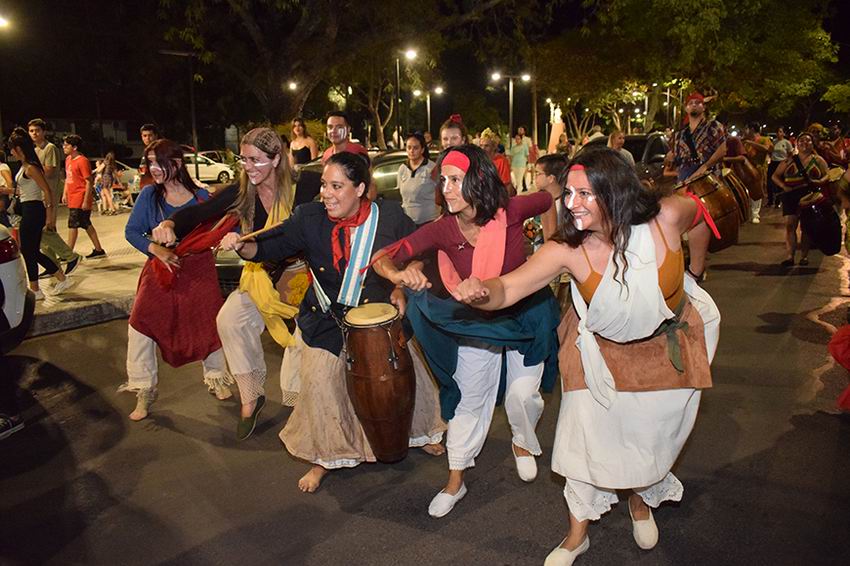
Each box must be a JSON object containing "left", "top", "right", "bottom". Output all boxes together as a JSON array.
[
  {"left": 184, "top": 153, "right": 236, "bottom": 184},
  {"left": 581, "top": 132, "right": 670, "bottom": 189},
  {"left": 199, "top": 150, "right": 235, "bottom": 164},
  {"left": 0, "top": 225, "right": 35, "bottom": 354},
  {"left": 215, "top": 150, "right": 409, "bottom": 297}
]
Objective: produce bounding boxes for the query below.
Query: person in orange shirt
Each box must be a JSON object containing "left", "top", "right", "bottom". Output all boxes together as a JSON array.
[
  {"left": 62, "top": 135, "right": 105, "bottom": 258},
  {"left": 479, "top": 128, "right": 515, "bottom": 195}
]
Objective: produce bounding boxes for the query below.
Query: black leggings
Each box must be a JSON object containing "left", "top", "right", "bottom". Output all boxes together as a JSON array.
[{"left": 19, "top": 201, "right": 59, "bottom": 282}]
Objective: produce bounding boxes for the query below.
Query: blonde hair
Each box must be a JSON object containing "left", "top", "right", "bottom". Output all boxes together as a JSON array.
[{"left": 233, "top": 127, "right": 293, "bottom": 232}]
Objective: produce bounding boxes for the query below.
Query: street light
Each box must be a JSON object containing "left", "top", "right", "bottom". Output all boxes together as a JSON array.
[
  {"left": 0, "top": 16, "right": 9, "bottom": 27},
  {"left": 288, "top": 81, "right": 297, "bottom": 91},
  {"left": 395, "top": 48, "right": 418, "bottom": 146},
  {"left": 158, "top": 50, "right": 201, "bottom": 178},
  {"left": 413, "top": 87, "right": 445, "bottom": 135},
  {"left": 490, "top": 71, "right": 532, "bottom": 145}
]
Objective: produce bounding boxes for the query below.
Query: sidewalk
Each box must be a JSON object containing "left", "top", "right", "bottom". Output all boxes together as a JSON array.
[{"left": 29, "top": 206, "right": 144, "bottom": 337}]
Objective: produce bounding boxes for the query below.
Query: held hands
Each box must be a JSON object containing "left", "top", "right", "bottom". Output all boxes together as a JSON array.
[
  {"left": 152, "top": 220, "right": 177, "bottom": 246},
  {"left": 217, "top": 232, "right": 244, "bottom": 252},
  {"left": 392, "top": 263, "right": 431, "bottom": 291},
  {"left": 150, "top": 243, "right": 180, "bottom": 272},
  {"left": 45, "top": 208, "right": 57, "bottom": 231},
  {"left": 450, "top": 276, "right": 490, "bottom": 305}
]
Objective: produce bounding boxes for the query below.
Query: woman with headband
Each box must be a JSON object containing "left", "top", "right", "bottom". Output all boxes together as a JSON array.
[
  {"left": 452, "top": 146, "right": 720, "bottom": 565},
  {"left": 152, "top": 128, "right": 302, "bottom": 439},
  {"left": 373, "top": 144, "right": 560, "bottom": 518},
  {"left": 217, "top": 151, "right": 445, "bottom": 492}
]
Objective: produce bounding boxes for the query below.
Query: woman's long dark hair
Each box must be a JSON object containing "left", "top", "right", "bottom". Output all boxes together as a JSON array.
[
  {"left": 554, "top": 145, "right": 660, "bottom": 284},
  {"left": 435, "top": 144, "right": 509, "bottom": 226},
  {"left": 7, "top": 127, "right": 44, "bottom": 172},
  {"left": 144, "top": 139, "right": 197, "bottom": 211}
]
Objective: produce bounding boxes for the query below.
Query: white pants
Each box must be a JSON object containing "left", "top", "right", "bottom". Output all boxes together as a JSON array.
[
  {"left": 280, "top": 327, "right": 303, "bottom": 407},
  {"left": 563, "top": 473, "right": 684, "bottom": 523},
  {"left": 511, "top": 167, "right": 530, "bottom": 192},
  {"left": 447, "top": 340, "right": 544, "bottom": 470},
  {"left": 125, "top": 325, "right": 226, "bottom": 390},
  {"left": 217, "top": 290, "right": 294, "bottom": 405}
]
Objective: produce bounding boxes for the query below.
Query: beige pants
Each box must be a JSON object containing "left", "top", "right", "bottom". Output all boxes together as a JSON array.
[
  {"left": 216, "top": 290, "right": 296, "bottom": 405},
  {"left": 124, "top": 325, "right": 227, "bottom": 390}
]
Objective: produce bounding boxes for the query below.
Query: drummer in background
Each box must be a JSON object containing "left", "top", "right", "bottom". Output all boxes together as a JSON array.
[
  {"left": 152, "top": 128, "right": 302, "bottom": 439},
  {"left": 372, "top": 144, "right": 561, "bottom": 518},
  {"left": 771, "top": 132, "right": 829, "bottom": 267},
  {"left": 218, "top": 152, "right": 445, "bottom": 492},
  {"left": 742, "top": 122, "right": 773, "bottom": 224},
  {"left": 768, "top": 128, "right": 794, "bottom": 207}
]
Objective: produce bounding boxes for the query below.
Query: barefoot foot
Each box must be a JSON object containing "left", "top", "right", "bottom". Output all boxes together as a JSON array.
[
  {"left": 420, "top": 442, "right": 446, "bottom": 456},
  {"left": 298, "top": 465, "right": 329, "bottom": 493}
]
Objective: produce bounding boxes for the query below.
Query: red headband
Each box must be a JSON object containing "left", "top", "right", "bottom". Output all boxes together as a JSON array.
[
  {"left": 442, "top": 150, "right": 470, "bottom": 173},
  {"left": 569, "top": 164, "right": 586, "bottom": 172},
  {"left": 685, "top": 92, "right": 705, "bottom": 105}
]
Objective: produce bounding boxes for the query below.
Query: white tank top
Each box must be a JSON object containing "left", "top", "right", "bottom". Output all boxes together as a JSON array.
[{"left": 16, "top": 165, "right": 44, "bottom": 202}]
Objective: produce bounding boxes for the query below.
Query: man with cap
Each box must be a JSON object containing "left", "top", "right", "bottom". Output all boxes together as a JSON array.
[{"left": 671, "top": 92, "right": 727, "bottom": 184}]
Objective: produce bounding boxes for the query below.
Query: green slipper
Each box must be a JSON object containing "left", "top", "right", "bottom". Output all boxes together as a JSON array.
[{"left": 236, "top": 395, "right": 266, "bottom": 441}]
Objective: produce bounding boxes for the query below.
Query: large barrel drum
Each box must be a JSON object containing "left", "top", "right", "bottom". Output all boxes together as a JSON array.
[
  {"left": 799, "top": 192, "right": 842, "bottom": 256},
  {"left": 343, "top": 303, "right": 415, "bottom": 463},
  {"left": 676, "top": 172, "right": 741, "bottom": 253}
]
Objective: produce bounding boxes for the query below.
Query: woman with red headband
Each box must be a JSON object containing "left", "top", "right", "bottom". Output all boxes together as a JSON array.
[
  {"left": 373, "top": 144, "right": 560, "bottom": 518},
  {"left": 452, "top": 146, "right": 719, "bottom": 565}
]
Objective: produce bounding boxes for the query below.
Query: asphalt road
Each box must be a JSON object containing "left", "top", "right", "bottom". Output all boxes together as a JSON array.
[{"left": 2, "top": 206, "right": 849, "bottom": 566}]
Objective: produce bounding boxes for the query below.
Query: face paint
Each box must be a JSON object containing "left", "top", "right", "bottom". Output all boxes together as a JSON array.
[
  {"left": 575, "top": 217, "right": 584, "bottom": 230},
  {"left": 566, "top": 189, "right": 576, "bottom": 210}
]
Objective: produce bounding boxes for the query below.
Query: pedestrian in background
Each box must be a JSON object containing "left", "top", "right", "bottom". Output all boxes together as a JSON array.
[
  {"left": 62, "top": 135, "right": 106, "bottom": 258},
  {"left": 289, "top": 117, "right": 319, "bottom": 167},
  {"left": 27, "top": 118, "right": 81, "bottom": 275},
  {"left": 398, "top": 132, "right": 438, "bottom": 225},
  {"left": 608, "top": 129, "right": 635, "bottom": 167},
  {"left": 97, "top": 152, "right": 119, "bottom": 215},
  {"left": 7, "top": 128, "right": 72, "bottom": 300},
  {"left": 510, "top": 132, "right": 530, "bottom": 191},
  {"left": 768, "top": 127, "right": 794, "bottom": 207},
  {"left": 479, "top": 128, "right": 514, "bottom": 195}
]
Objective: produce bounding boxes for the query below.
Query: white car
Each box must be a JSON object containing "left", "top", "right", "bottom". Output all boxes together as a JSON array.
[
  {"left": 184, "top": 153, "right": 236, "bottom": 184},
  {"left": 0, "top": 225, "right": 35, "bottom": 354}
]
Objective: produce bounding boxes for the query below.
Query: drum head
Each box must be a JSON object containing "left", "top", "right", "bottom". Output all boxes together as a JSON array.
[
  {"left": 828, "top": 167, "right": 845, "bottom": 182},
  {"left": 345, "top": 303, "right": 399, "bottom": 327}
]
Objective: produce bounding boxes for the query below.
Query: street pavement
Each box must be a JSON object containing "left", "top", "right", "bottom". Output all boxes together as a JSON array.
[
  {"left": 29, "top": 205, "right": 143, "bottom": 337},
  {"left": 2, "top": 205, "right": 849, "bottom": 565}
]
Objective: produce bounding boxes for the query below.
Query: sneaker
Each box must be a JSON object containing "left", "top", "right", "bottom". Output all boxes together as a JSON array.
[
  {"left": 49, "top": 278, "right": 73, "bottom": 295},
  {"left": 34, "top": 289, "right": 45, "bottom": 301},
  {"left": 751, "top": 216, "right": 760, "bottom": 224},
  {"left": 64, "top": 256, "right": 81, "bottom": 275},
  {"left": 0, "top": 414, "right": 24, "bottom": 440},
  {"left": 86, "top": 249, "right": 106, "bottom": 259}
]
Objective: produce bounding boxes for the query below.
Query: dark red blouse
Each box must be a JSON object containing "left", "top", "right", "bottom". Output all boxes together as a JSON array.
[{"left": 394, "top": 192, "right": 552, "bottom": 279}]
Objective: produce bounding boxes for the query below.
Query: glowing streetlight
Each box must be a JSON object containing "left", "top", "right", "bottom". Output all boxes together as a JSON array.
[
  {"left": 395, "top": 48, "right": 420, "bottom": 142},
  {"left": 405, "top": 49, "right": 418, "bottom": 61},
  {"left": 288, "top": 81, "right": 297, "bottom": 91},
  {"left": 491, "top": 72, "right": 532, "bottom": 143},
  {"left": 618, "top": 108, "right": 624, "bottom": 114},
  {"left": 434, "top": 86, "right": 444, "bottom": 95},
  {"left": 414, "top": 87, "right": 445, "bottom": 134},
  {"left": 413, "top": 89, "right": 422, "bottom": 97},
  {"left": 546, "top": 97, "right": 552, "bottom": 104},
  {"left": 0, "top": 16, "right": 9, "bottom": 28}
]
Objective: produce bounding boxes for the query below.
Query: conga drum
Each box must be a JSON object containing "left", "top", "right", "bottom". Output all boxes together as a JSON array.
[
  {"left": 676, "top": 171, "right": 740, "bottom": 253},
  {"left": 799, "top": 192, "right": 842, "bottom": 256},
  {"left": 720, "top": 168, "right": 751, "bottom": 222},
  {"left": 343, "top": 303, "right": 415, "bottom": 463}
]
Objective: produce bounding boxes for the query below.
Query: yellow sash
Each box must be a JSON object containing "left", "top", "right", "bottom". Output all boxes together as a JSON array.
[{"left": 238, "top": 201, "right": 299, "bottom": 347}]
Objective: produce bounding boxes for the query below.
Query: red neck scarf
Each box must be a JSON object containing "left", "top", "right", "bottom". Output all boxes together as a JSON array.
[{"left": 329, "top": 199, "right": 372, "bottom": 272}]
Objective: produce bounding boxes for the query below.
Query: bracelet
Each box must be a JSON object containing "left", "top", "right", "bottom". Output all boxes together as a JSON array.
[{"left": 44, "top": 203, "right": 53, "bottom": 208}]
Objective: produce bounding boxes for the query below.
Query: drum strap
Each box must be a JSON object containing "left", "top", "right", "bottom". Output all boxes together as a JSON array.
[{"left": 683, "top": 122, "right": 702, "bottom": 162}]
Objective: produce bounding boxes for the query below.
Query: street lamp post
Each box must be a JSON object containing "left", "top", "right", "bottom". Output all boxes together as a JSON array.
[
  {"left": 413, "top": 86, "right": 444, "bottom": 135},
  {"left": 395, "top": 49, "right": 417, "bottom": 147},
  {"left": 159, "top": 49, "right": 200, "bottom": 179},
  {"left": 491, "top": 72, "right": 531, "bottom": 147}
]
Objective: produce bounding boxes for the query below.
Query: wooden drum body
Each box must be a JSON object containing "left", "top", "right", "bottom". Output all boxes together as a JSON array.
[
  {"left": 799, "top": 192, "right": 842, "bottom": 256},
  {"left": 731, "top": 159, "right": 765, "bottom": 201},
  {"left": 678, "top": 172, "right": 740, "bottom": 253},
  {"left": 720, "top": 168, "right": 751, "bottom": 222},
  {"left": 343, "top": 303, "right": 415, "bottom": 463}
]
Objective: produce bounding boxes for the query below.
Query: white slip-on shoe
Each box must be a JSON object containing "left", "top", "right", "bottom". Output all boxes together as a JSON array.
[
  {"left": 629, "top": 503, "right": 659, "bottom": 550},
  {"left": 428, "top": 484, "right": 467, "bottom": 518},
  {"left": 544, "top": 535, "right": 589, "bottom": 566},
  {"left": 512, "top": 444, "right": 537, "bottom": 482}
]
